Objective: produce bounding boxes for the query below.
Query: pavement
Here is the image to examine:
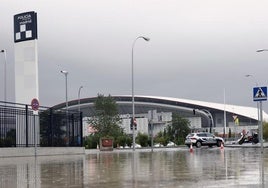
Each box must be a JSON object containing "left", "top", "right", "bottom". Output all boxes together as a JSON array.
[
  {"left": 85, "top": 142, "right": 268, "bottom": 154},
  {"left": 224, "top": 141, "right": 268, "bottom": 148}
]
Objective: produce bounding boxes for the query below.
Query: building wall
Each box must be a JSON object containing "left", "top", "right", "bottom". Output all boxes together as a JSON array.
[
  {"left": 82, "top": 110, "right": 258, "bottom": 138},
  {"left": 187, "top": 117, "right": 202, "bottom": 129}
]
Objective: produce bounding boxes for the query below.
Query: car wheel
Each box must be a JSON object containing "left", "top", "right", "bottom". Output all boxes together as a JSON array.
[
  {"left": 217, "top": 141, "right": 222, "bottom": 147},
  {"left": 196, "top": 141, "right": 202, "bottom": 148}
]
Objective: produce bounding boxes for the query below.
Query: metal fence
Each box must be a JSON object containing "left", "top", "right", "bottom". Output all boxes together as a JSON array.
[{"left": 0, "top": 101, "right": 83, "bottom": 147}]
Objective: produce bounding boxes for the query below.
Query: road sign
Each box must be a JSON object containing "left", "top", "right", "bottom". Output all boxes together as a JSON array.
[
  {"left": 31, "top": 98, "right": 39, "bottom": 111},
  {"left": 253, "top": 87, "right": 267, "bottom": 101}
]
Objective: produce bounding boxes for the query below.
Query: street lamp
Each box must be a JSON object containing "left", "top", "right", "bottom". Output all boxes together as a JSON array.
[
  {"left": 256, "top": 49, "right": 268, "bottom": 52},
  {"left": 245, "top": 74, "right": 258, "bottom": 86},
  {"left": 245, "top": 74, "right": 259, "bottom": 121},
  {"left": 78, "top": 86, "right": 83, "bottom": 113},
  {"left": 0, "top": 49, "right": 7, "bottom": 103},
  {"left": 245, "top": 74, "right": 260, "bottom": 143},
  {"left": 256, "top": 49, "right": 268, "bottom": 152},
  {"left": 60, "top": 70, "right": 69, "bottom": 111},
  {"left": 131, "top": 36, "right": 150, "bottom": 151}
]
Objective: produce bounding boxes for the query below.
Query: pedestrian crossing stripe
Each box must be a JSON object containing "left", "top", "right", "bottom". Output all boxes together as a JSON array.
[{"left": 253, "top": 87, "right": 267, "bottom": 101}]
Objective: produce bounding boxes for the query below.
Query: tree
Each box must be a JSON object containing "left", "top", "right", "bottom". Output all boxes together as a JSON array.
[
  {"left": 154, "top": 131, "right": 169, "bottom": 146},
  {"left": 88, "top": 94, "right": 123, "bottom": 138},
  {"left": 263, "top": 122, "right": 268, "bottom": 140},
  {"left": 84, "top": 134, "right": 99, "bottom": 149},
  {"left": 166, "top": 113, "right": 191, "bottom": 145},
  {"left": 115, "top": 133, "right": 132, "bottom": 148}
]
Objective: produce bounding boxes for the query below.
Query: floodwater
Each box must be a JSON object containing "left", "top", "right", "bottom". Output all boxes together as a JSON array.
[{"left": 0, "top": 147, "right": 267, "bottom": 188}]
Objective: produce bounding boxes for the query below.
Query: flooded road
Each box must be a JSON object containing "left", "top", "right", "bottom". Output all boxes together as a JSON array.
[{"left": 0, "top": 147, "right": 267, "bottom": 187}]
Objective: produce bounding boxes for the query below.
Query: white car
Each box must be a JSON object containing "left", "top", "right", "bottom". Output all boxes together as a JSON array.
[
  {"left": 185, "top": 132, "right": 224, "bottom": 148},
  {"left": 167, "top": 141, "right": 176, "bottom": 147},
  {"left": 154, "top": 143, "right": 163, "bottom": 147},
  {"left": 131, "top": 143, "right": 141, "bottom": 148}
]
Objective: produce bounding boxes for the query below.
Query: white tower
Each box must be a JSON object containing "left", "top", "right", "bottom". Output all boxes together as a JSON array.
[
  {"left": 14, "top": 11, "right": 39, "bottom": 147},
  {"left": 14, "top": 11, "right": 39, "bottom": 104}
]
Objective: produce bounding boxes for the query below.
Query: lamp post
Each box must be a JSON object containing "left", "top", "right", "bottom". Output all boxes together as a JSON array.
[
  {"left": 78, "top": 86, "right": 83, "bottom": 113},
  {"left": 245, "top": 74, "right": 258, "bottom": 86},
  {"left": 60, "top": 70, "right": 69, "bottom": 144},
  {"left": 0, "top": 49, "right": 7, "bottom": 103},
  {"left": 60, "top": 70, "right": 69, "bottom": 111},
  {"left": 245, "top": 74, "right": 260, "bottom": 135},
  {"left": 223, "top": 88, "right": 226, "bottom": 139},
  {"left": 131, "top": 36, "right": 150, "bottom": 151},
  {"left": 256, "top": 49, "right": 268, "bottom": 152},
  {"left": 256, "top": 49, "right": 268, "bottom": 52}
]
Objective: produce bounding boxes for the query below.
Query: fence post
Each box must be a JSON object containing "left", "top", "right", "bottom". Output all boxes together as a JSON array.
[
  {"left": 49, "top": 108, "right": 53, "bottom": 146},
  {"left": 25, "top": 105, "right": 28, "bottom": 147},
  {"left": 71, "top": 114, "right": 74, "bottom": 146},
  {"left": 80, "top": 111, "right": 83, "bottom": 147}
]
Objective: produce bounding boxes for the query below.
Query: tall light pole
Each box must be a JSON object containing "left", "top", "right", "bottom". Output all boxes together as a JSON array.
[
  {"left": 60, "top": 70, "right": 69, "bottom": 145},
  {"left": 245, "top": 75, "right": 259, "bottom": 116},
  {"left": 0, "top": 50, "right": 7, "bottom": 103},
  {"left": 256, "top": 49, "right": 268, "bottom": 52},
  {"left": 132, "top": 36, "right": 150, "bottom": 151},
  {"left": 245, "top": 74, "right": 258, "bottom": 86},
  {"left": 223, "top": 88, "right": 226, "bottom": 139},
  {"left": 245, "top": 74, "right": 260, "bottom": 143},
  {"left": 60, "top": 70, "right": 69, "bottom": 111},
  {"left": 78, "top": 86, "right": 83, "bottom": 113},
  {"left": 256, "top": 49, "right": 268, "bottom": 152}
]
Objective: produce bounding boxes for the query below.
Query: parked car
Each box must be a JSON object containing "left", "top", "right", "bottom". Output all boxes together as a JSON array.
[
  {"left": 154, "top": 143, "right": 163, "bottom": 147},
  {"left": 185, "top": 132, "right": 224, "bottom": 148},
  {"left": 167, "top": 141, "right": 176, "bottom": 147},
  {"left": 131, "top": 143, "right": 142, "bottom": 148}
]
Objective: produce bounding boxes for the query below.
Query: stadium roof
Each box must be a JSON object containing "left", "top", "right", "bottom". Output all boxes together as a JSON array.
[
  {"left": 146, "top": 96, "right": 267, "bottom": 121},
  {"left": 53, "top": 95, "right": 268, "bottom": 122}
]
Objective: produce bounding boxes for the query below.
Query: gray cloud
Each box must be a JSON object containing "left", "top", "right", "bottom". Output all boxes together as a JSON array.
[{"left": 1, "top": 0, "right": 268, "bottom": 113}]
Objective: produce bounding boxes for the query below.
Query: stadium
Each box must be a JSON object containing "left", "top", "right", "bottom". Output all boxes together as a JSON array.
[{"left": 53, "top": 95, "right": 268, "bottom": 137}]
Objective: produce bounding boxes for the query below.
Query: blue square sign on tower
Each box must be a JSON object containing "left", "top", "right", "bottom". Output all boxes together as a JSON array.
[{"left": 253, "top": 87, "right": 267, "bottom": 101}]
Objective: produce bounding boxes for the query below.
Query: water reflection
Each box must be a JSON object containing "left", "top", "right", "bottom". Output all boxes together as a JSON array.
[{"left": 0, "top": 148, "right": 266, "bottom": 187}]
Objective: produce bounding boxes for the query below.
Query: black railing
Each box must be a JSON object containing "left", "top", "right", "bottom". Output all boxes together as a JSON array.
[{"left": 0, "top": 101, "right": 83, "bottom": 147}]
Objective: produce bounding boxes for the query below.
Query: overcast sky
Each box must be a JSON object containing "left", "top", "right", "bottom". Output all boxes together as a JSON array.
[{"left": 1, "top": 0, "right": 268, "bottom": 112}]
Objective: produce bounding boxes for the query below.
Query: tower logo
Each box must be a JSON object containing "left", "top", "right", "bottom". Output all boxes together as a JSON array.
[{"left": 14, "top": 11, "right": 37, "bottom": 43}]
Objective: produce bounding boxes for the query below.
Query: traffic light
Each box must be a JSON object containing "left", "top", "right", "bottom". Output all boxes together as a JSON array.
[
  {"left": 130, "top": 117, "right": 133, "bottom": 130},
  {"left": 130, "top": 117, "right": 137, "bottom": 130},
  {"left": 134, "top": 118, "right": 137, "bottom": 130}
]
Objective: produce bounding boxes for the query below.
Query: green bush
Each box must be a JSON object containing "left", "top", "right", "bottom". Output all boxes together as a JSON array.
[
  {"left": 263, "top": 122, "right": 268, "bottom": 140},
  {"left": 136, "top": 132, "right": 149, "bottom": 147},
  {"left": 125, "top": 136, "right": 132, "bottom": 147},
  {"left": 84, "top": 134, "right": 99, "bottom": 149}
]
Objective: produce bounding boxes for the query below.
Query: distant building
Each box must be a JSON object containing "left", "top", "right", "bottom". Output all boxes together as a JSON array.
[{"left": 53, "top": 95, "right": 267, "bottom": 137}]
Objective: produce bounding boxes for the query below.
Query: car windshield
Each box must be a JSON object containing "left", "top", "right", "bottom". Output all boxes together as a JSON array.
[{"left": 197, "top": 133, "right": 206, "bottom": 137}]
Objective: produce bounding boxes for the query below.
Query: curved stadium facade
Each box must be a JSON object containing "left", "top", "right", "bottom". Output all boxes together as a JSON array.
[{"left": 53, "top": 95, "right": 268, "bottom": 137}]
